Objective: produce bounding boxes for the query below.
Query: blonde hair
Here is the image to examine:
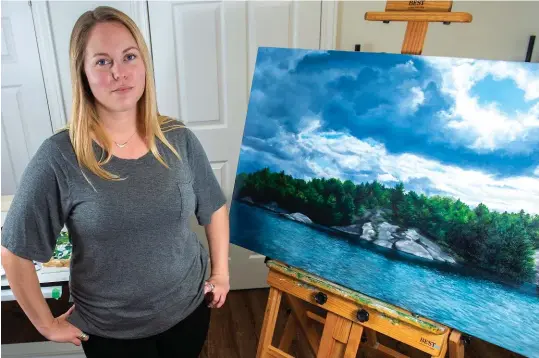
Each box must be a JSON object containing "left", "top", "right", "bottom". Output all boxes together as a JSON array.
[{"left": 67, "top": 6, "right": 183, "bottom": 181}]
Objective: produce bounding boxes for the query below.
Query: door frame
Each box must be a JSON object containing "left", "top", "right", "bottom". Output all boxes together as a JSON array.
[
  {"left": 320, "top": 0, "right": 339, "bottom": 50},
  {"left": 31, "top": 1, "right": 66, "bottom": 132}
]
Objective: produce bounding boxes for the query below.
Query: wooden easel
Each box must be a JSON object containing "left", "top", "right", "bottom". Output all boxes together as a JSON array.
[
  {"left": 256, "top": 2, "right": 472, "bottom": 358},
  {"left": 365, "top": 0, "right": 472, "bottom": 55},
  {"left": 257, "top": 260, "right": 466, "bottom": 358}
]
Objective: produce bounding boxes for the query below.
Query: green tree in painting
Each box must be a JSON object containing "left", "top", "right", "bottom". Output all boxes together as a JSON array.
[
  {"left": 391, "top": 182, "right": 405, "bottom": 219},
  {"left": 234, "top": 168, "right": 538, "bottom": 282}
]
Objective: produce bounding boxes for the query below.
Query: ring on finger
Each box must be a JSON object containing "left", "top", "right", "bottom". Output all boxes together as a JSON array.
[
  {"left": 78, "top": 332, "right": 88, "bottom": 340},
  {"left": 208, "top": 283, "right": 215, "bottom": 292}
]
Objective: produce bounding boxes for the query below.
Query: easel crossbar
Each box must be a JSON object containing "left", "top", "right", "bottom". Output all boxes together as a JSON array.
[{"left": 365, "top": 11, "right": 472, "bottom": 22}]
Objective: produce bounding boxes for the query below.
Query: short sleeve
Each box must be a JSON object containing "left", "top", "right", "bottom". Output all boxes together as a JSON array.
[
  {"left": 186, "top": 129, "right": 227, "bottom": 225},
  {"left": 1, "top": 139, "right": 71, "bottom": 263}
]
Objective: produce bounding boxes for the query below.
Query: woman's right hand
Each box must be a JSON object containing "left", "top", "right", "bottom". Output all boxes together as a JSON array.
[
  {"left": 42, "top": 305, "right": 89, "bottom": 346},
  {"left": 0, "top": 248, "right": 89, "bottom": 347}
]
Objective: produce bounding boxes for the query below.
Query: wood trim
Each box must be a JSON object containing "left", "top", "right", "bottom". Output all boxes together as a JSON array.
[
  {"left": 129, "top": 0, "right": 152, "bottom": 56},
  {"left": 320, "top": 0, "right": 339, "bottom": 50},
  {"left": 31, "top": 1, "right": 67, "bottom": 132}
]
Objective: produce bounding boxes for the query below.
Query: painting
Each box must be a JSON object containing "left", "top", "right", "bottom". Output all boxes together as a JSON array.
[{"left": 229, "top": 47, "right": 539, "bottom": 357}]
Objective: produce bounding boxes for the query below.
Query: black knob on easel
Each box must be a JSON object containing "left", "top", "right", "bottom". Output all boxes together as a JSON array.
[
  {"left": 357, "top": 309, "right": 369, "bottom": 322},
  {"left": 314, "top": 292, "right": 327, "bottom": 305}
]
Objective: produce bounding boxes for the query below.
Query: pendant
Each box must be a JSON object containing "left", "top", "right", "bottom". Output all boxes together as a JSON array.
[{"left": 115, "top": 142, "right": 128, "bottom": 148}]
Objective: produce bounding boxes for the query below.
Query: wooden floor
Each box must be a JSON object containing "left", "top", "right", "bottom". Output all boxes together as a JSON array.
[
  {"left": 2, "top": 287, "right": 524, "bottom": 358},
  {"left": 200, "top": 288, "right": 319, "bottom": 358}
]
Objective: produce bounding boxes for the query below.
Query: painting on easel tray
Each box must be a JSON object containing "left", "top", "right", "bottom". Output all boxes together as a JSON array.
[{"left": 229, "top": 47, "right": 539, "bottom": 356}]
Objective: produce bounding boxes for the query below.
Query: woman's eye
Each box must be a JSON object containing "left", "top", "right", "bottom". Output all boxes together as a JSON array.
[
  {"left": 125, "top": 53, "right": 137, "bottom": 61},
  {"left": 96, "top": 59, "right": 109, "bottom": 66}
]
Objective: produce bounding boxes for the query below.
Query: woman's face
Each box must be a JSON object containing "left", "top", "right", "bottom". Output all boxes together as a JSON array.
[{"left": 83, "top": 21, "right": 146, "bottom": 113}]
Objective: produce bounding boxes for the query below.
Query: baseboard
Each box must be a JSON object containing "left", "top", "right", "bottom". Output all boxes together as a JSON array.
[{"left": 1, "top": 342, "right": 85, "bottom": 358}]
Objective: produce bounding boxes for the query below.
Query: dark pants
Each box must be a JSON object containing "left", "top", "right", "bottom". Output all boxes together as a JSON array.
[{"left": 81, "top": 300, "right": 211, "bottom": 358}]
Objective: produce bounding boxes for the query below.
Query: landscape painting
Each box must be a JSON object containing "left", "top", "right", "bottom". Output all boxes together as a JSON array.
[{"left": 229, "top": 47, "right": 539, "bottom": 357}]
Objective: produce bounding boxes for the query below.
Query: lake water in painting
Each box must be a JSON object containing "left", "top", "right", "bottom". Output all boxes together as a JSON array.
[
  {"left": 230, "top": 47, "right": 539, "bottom": 357},
  {"left": 231, "top": 201, "right": 539, "bottom": 357}
]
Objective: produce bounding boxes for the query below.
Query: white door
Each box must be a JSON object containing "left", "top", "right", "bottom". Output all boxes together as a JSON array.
[
  {"left": 149, "top": 0, "right": 322, "bottom": 289},
  {"left": 1, "top": 1, "right": 54, "bottom": 196}
]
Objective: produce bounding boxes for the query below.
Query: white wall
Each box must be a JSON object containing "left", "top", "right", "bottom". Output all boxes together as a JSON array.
[{"left": 336, "top": 1, "right": 539, "bottom": 62}]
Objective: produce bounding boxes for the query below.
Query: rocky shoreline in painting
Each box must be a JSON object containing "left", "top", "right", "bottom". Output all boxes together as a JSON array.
[
  {"left": 332, "top": 210, "right": 457, "bottom": 264},
  {"left": 239, "top": 197, "right": 539, "bottom": 288},
  {"left": 240, "top": 197, "right": 457, "bottom": 263}
]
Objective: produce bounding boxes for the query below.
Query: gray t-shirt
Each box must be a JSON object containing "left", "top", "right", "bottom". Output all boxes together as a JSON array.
[{"left": 1, "top": 122, "right": 227, "bottom": 339}]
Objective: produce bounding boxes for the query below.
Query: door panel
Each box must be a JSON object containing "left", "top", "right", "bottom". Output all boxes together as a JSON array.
[
  {"left": 1, "top": 2, "right": 53, "bottom": 195},
  {"left": 171, "top": 2, "right": 225, "bottom": 126},
  {"left": 149, "top": 0, "right": 322, "bottom": 289},
  {"left": 247, "top": 1, "right": 322, "bottom": 91}
]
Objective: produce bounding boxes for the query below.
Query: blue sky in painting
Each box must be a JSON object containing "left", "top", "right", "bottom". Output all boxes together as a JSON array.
[{"left": 237, "top": 48, "right": 539, "bottom": 214}]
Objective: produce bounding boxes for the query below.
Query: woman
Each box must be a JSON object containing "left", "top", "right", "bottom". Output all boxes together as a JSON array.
[{"left": 1, "top": 6, "right": 230, "bottom": 358}]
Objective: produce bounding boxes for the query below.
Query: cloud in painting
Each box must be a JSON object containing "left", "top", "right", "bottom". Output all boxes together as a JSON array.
[
  {"left": 239, "top": 120, "right": 539, "bottom": 214},
  {"left": 401, "top": 86, "right": 425, "bottom": 114},
  {"left": 239, "top": 48, "right": 539, "bottom": 214},
  {"left": 424, "top": 57, "right": 539, "bottom": 153},
  {"left": 248, "top": 49, "right": 539, "bottom": 177}
]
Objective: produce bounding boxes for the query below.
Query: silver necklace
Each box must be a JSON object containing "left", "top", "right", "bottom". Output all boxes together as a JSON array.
[{"left": 113, "top": 131, "right": 137, "bottom": 148}]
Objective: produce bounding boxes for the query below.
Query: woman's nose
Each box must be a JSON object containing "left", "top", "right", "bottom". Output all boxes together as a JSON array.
[{"left": 111, "top": 62, "right": 127, "bottom": 81}]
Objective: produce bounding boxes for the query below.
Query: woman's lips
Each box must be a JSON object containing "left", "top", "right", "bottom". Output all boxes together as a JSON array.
[{"left": 113, "top": 86, "right": 133, "bottom": 93}]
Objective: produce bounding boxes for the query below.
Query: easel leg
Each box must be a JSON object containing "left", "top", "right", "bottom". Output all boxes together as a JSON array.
[
  {"left": 365, "top": 329, "right": 378, "bottom": 348},
  {"left": 344, "top": 323, "right": 364, "bottom": 358},
  {"left": 286, "top": 295, "right": 321, "bottom": 356},
  {"left": 278, "top": 313, "right": 297, "bottom": 352},
  {"left": 402, "top": 21, "right": 429, "bottom": 55},
  {"left": 317, "top": 312, "right": 362, "bottom": 358},
  {"left": 257, "top": 287, "right": 283, "bottom": 358},
  {"left": 449, "top": 330, "right": 465, "bottom": 358}
]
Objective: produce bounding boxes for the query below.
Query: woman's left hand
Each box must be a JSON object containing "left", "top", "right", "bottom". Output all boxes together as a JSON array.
[{"left": 204, "top": 274, "right": 230, "bottom": 308}]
